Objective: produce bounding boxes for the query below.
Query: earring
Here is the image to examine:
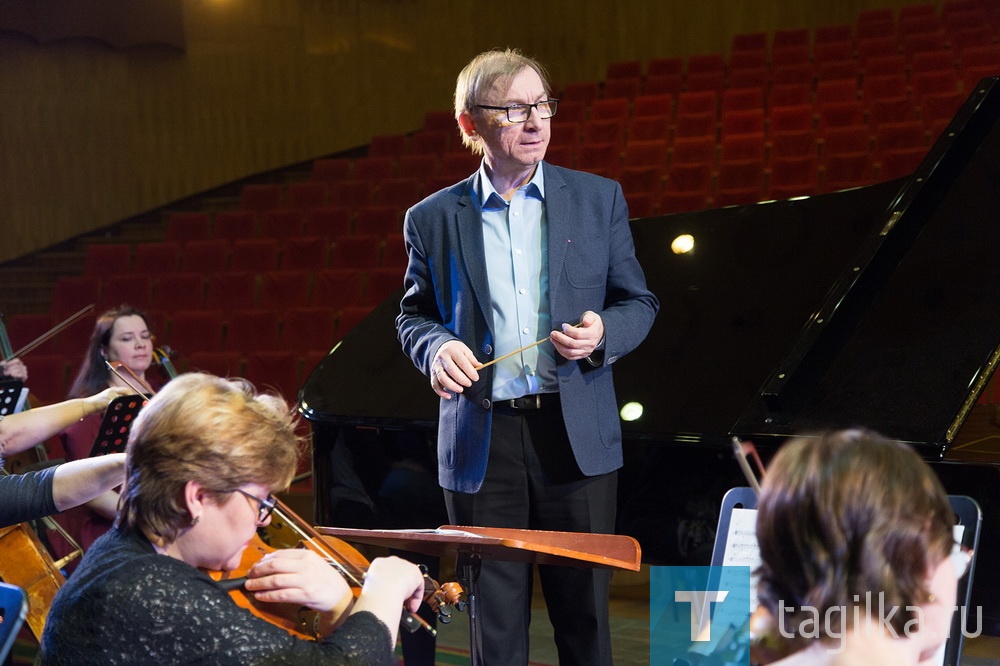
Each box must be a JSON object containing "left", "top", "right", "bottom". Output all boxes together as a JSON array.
[{"left": 190, "top": 515, "right": 200, "bottom": 526}]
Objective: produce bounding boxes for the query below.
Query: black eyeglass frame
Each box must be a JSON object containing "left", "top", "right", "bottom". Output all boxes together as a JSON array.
[
  {"left": 232, "top": 488, "right": 278, "bottom": 523},
  {"left": 475, "top": 99, "right": 559, "bottom": 123}
]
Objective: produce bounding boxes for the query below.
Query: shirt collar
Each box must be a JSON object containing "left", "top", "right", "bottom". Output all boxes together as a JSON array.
[{"left": 477, "top": 160, "right": 546, "bottom": 209}]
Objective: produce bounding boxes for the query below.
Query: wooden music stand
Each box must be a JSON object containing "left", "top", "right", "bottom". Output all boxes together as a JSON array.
[{"left": 316, "top": 525, "right": 641, "bottom": 666}]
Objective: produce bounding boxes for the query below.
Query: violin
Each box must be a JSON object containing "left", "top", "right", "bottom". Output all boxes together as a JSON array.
[
  {"left": 106, "top": 360, "right": 157, "bottom": 397},
  {"left": 207, "top": 496, "right": 464, "bottom": 639}
]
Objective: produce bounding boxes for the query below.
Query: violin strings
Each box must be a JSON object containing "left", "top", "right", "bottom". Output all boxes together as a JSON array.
[{"left": 270, "top": 505, "right": 366, "bottom": 588}]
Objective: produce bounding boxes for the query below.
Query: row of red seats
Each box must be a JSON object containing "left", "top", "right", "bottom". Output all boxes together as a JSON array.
[
  {"left": 360, "top": 66, "right": 974, "bottom": 162},
  {"left": 300, "top": 89, "right": 963, "bottom": 194},
  {"left": 11, "top": 305, "right": 372, "bottom": 358},
  {"left": 564, "top": 121, "right": 940, "bottom": 171},
  {"left": 585, "top": 51, "right": 989, "bottom": 99},
  {"left": 331, "top": 81, "right": 970, "bottom": 181},
  {"left": 56, "top": 264, "right": 403, "bottom": 319},
  {"left": 168, "top": 206, "right": 408, "bottom": 241},
  {"left": 718, "top": 4, "right": 998, "bottom": 55},
  {"left": 599, "top": 3, "right": 997, "bottom": 80},
  {"left": 18, "top": 350, "right": 328, "bottom": 406},
  {"left": 619, "top": 146, "right": 927, "bottom": 216},
  {"left": 82, "top": 235, "right": 404, "bottom": 277},
  {"left": 155, "top": 307, "right": 375, "bottom": 358},
  {"left": 559, "top": 75, "right": 965, "bottom": 119},
  {"left": 553, "top": 105, "right": 954, "bottom": 150}
]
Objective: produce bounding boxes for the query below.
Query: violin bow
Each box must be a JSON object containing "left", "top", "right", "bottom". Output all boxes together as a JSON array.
[
  {"left": 4, "top": 304, "right": 95, "bottom": 361},
  {"left": 270, "top": 497, "right": 439, "bottom": 635}
]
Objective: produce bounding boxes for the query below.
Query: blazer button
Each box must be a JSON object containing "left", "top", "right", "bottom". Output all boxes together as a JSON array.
[
  {"left": 482, "top": 399, "right": 491, "bottom": 410},
  {"left": 484, "top": 344, "right": 493, "bottom": 355}
]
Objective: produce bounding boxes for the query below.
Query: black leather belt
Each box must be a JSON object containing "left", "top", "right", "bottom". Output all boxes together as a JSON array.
[{"left": 493, "top": 393, "right": 559, "bottom": 411}]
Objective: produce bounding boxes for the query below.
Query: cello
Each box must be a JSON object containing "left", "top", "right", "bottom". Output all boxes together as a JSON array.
[{"left": 209, "top": 496, "right": 465, "bottom": 639}]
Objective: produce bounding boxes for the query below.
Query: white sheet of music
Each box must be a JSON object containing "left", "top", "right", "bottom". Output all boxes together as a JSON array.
[{"left": 720, "top": 507, "right": 760, "bottom": 613}]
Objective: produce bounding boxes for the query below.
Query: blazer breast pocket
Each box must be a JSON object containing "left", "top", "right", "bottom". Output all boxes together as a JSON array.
[{"left": 564, "top": 240, "right": 608, "bottom": 289}]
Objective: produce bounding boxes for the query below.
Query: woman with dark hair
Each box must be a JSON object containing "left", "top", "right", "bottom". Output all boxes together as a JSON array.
[
  {"left": 41, "top": 373, "right": 424, "bottom": 665},
  {"left": 755, "top": 429, "right": 969, "bottom": 665},
  {"left": 56, "top": 305, "right": 163, "bottom": 559},
  {"left": 66, "top": 304, "right": 157, "bottom": 400}
]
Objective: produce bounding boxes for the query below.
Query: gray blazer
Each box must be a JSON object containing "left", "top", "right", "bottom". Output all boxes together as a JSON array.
[{"left": 397, "top": 162, "right": 659, "bottom": 493}]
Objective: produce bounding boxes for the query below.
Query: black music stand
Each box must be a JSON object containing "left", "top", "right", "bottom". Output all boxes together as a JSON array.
[
  {"left": 0, "top": 379, "right": 28, "bottom": 417},
  {"left": 88, "top": 394, "right": 146, "bottom": 457},
  {"left": 316, "top": 525, "right": 641, "bottom": 666}
]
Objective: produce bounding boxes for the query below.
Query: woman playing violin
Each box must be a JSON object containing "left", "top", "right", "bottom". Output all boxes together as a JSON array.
[
  {"left": 55, "top": 305, "right": 164, "bottom": 561},
  {"left": 41, "top": 372, "right": 425, "bottom": 665}
]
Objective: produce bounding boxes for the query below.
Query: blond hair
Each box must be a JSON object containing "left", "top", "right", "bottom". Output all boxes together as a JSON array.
[{"left": 117, "top": 373, "right": 302, "bottom": 543}]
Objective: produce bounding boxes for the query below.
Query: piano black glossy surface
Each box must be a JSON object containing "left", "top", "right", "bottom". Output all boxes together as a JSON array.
[{"left": 300, "top": 77, "right": 1000, "bottom": 632}]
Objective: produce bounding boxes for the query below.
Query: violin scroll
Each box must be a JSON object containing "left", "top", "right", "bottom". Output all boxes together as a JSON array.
[
  {"left": 152, "top": 346, "right": 179, "bottom": 380},
  {"left": 417, "top": 565, "right": 465, "bottom": 626}
]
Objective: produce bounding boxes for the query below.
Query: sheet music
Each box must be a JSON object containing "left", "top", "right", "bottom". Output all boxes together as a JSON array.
[
  {"left": 14, "top": 388, "right": 28, "bottom": 413},
  {"left": 721, "top": 507, "right": 760, "bottom": 613},
  {"left": 377, "top": 528, "right": 484, "bottom": 538}
]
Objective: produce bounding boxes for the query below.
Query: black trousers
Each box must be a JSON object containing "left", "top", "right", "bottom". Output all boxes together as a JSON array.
[{"left": 444, "top": 403, "right": 618, "bottom": 666}]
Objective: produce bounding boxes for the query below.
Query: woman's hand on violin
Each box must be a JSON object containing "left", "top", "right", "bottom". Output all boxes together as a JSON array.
[
  {"left": 245, "top": 548, "right": 352, "bottom": 613},
  {"left": 361, "top": 556, "right": 426, "bottom": 613},
  {"left": 83, "top": 386, "right": 133, "bottom": 416},
  {"left": 349, "top": 556, "right": 425, "bottom": 644}
]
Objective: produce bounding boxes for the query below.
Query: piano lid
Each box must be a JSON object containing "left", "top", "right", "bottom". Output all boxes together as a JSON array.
[
  {"left": 300, "top": 78, "right": 1000, "bottom": 460},
  {"left": 733, "top": 77, "right": 1000, "bottom": 455}
]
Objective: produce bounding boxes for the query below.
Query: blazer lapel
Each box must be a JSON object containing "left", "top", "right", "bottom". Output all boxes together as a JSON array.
[
  {"left": 456, "top": 175, "right": 494, "bottom": 332},
  {"left": 543, "top": 163, "right": 571, "bottom": 317}
]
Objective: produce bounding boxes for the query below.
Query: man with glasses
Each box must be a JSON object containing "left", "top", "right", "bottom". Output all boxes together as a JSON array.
[{"left": 397, "top": 48, "right": 658, "bottom": 665}]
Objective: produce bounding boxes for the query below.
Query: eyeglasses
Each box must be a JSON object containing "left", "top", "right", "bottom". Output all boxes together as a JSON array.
[
  {"left": 951, "top": 541, "right": 974, "bottom": 579},
  {"left": 232, "top": 488, "right": 277, "bottom": 524},
  {"left": 476, "top": 99, "right": 559, "bottom": 123}
]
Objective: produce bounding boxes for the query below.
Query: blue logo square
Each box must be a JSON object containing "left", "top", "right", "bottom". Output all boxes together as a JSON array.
[{"left": 650, "top": 566, "right": 751, "bottom": 665}]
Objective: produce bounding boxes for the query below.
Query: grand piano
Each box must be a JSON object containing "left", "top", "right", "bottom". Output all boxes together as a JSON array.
[{"left": 300, "top": 77, "right": 1000, "bottom": 633}]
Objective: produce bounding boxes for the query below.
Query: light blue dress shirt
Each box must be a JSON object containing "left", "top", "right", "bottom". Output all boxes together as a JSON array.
[{"left": 477, "top": 163, "right": 557, "bottom": 400}]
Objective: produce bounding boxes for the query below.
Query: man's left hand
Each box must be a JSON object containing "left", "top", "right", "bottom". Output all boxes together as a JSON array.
[{"left": 549, "top": 311, "right": 604, "bottom": 361}]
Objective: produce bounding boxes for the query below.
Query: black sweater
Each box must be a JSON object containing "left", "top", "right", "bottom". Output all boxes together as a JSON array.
[{"left": 40, "top": 527, "right": 395, "bottom": 665}]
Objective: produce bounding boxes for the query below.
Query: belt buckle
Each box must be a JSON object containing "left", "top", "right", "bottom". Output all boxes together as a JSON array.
[{"left": 512, "top": 394, "right": 541, "bottom": 410}]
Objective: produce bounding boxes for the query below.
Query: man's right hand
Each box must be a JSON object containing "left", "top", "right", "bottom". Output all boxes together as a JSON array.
[{"left": 430, "top": 340, "right": 480, "bottom": 399}]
